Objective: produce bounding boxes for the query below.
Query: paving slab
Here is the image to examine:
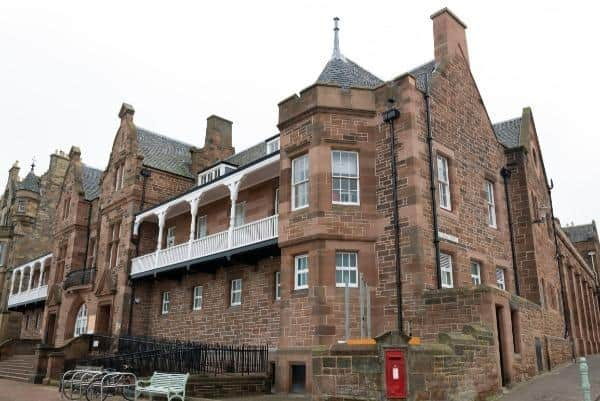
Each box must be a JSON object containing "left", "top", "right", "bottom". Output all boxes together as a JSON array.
[{"left": 498, "top": 355, "right": 600, "bottom": 401}]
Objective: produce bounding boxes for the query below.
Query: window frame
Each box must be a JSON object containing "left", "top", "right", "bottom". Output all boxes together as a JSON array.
[
  {"left": 230, "top": 278, "right": 242, "bottom": 306},
  {"left": 275, "top": 271, "right": 281, "bottom": 300},
  {"left": 294, "top": 254, "right": 309, "bottom": 290},
  {"left": 331, "top": 150, "right": 360, "bottom": 205},
  {"left": 470, "top": 261, "right": 482, "bottom": 285},
  {"left": 234, "top": 202, "right": 246, "bottom": 227},
  {"left": 192, "top": 285, "right": 203, "bottom": 310},
  {"left": 166, "top": 226, "right": 176, "bottom": 248},
  {"left": 196, "top": 215, "right": 208, "bottom": 239},
  {"left": 74, "top": 304, "right": 88, "bottom": 337},
  {"left": 291, "top": 154, "right": 309, "bottom": 211},
  {"left": 437, "top": 155, "right": 451, "bottom": 211},
  {"left": 335, "top": 251, "right": 359, "bottom": 288},
  {"left": 440, "top": 252, "right": 454, "bottom": 289},
  {"left": 485, "top": 180, "right": 497, "bottom": 228},
  {"left": 16, "top": 200, "right": 26, "bottom": 214},
  {"left": 161, "top": 291, "right": 170, "bottom": 315},
  {"left": 267, "top": 137, "right": 280, "bottom": 153},
  {"left": 107, "top": 222, "right": 121, "bottom": 269},
  {"left": 0, "top": 243, "right": 6, "bottom": 267},
  {"left": 496, "top": 267, "right": 506, "bottom": 290}
]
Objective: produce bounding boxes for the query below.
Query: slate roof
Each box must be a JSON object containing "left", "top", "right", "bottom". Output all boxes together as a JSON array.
[
  {"left": 223, "top": 141, "right": 268, "bottom": 168},
  {"left": 408, "top": 60, "right": 436, "bottom": 92},
  {"left": 16, "top": 171, "right": 41, "bottom": 193},
  {"left": 563, "top": 223, "right": 597, "bottom": 243},
  {"left": 317, "top": 57, "right": 384, "bottom": 89},
  {"left": 82, "top": 165, "right": 103, "bottom": 201},
  {"left": 137, "top": 128, "right": 193, "bottom": 178},
  {"left": 492, "top": 117, "right": 522, "bottom": 148}
]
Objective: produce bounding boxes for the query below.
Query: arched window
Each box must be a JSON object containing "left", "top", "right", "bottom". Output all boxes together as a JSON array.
[{"left": 74, "top": 304, "right": 88, "bottom": 337}]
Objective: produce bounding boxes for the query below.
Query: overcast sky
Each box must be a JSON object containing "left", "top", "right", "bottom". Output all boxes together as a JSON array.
[{"left": 0, "top": 1, "right": 597, "bottom": 225}]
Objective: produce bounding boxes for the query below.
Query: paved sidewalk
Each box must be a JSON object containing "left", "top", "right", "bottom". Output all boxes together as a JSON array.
[
  {"left": 0, "top": 379, "right": 59, "bottom": 401},
  {"left": 498, "top": 355, "right": 600, "bottom": 401}
]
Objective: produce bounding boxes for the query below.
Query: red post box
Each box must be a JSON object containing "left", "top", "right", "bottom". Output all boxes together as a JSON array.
[{"left": 385, "top": 349, "right": 407, "bottom": 398}]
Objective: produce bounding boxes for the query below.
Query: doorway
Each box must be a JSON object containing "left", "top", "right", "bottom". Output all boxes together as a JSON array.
[
  {"left": 535, "top": 337, "right": 544, "bottom": 372},
  {"left": 290, "top": 364, "right": 306, "bottom": 393},
  {"left": 495, "top": 305, "right": 508, "bottom": 387},
  {"left": 46, "top": 313, "right": 57, "bottom": 346},
  {"left": 96, "top": 305, "right": 111, "bottom": 334}
]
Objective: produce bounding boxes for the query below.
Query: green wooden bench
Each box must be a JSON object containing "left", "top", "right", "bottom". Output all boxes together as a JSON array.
[{"left": 134, "top": 372, "right": 189, "bottom": 401}]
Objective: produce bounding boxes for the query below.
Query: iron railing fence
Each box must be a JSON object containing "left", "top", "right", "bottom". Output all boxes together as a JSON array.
[
  {"left": 80, "top": 344, "right": 269, "bottom": 377},
  {"left": 63, "top": 268, "right": 96, "bottom": 289}
]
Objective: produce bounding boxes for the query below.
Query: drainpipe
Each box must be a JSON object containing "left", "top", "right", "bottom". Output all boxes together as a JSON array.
[
  {"left": 548, "top": 180, "right": 571, "bottom": 340},
  {"left": 382, "top": 99, "right": 404, "bottom": 336},
  {"left": 423, "top": 78, "right": 442, "bottom": 289},
  {"left": 500, "top": 167, "right": 520, "bottom": 296}
]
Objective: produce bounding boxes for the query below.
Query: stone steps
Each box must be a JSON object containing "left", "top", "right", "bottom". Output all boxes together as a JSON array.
[{"left": 0, "top": 354, "right": 37, "bottom": 383}]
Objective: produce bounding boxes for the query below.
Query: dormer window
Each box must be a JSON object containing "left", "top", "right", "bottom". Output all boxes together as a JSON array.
[
  {"left": 267, "top": 137, "right": 280, "bottom": 154},
  {"left": 198, "top": 162, "right": 237, "bottom": 185}
]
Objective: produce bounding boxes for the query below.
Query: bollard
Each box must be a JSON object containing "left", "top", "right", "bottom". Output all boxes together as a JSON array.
[{"left": 579, "top": 357, "right": 591, "bottom": 401}]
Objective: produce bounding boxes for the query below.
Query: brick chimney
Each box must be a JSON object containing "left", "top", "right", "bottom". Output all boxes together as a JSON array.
[
  {"left": 431, "top": 8, "right": 469, "bottom": 65},
  {"left": 190, "top": 115, "right": 235, "bottom": 175}
]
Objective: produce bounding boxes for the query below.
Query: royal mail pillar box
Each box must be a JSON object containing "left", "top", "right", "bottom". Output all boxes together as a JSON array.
[{"left": 385, "top": 349, "right": 407, "bottom": 398}]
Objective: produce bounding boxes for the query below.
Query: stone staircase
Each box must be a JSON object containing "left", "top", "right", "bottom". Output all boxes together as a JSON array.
[{"left": 0, "top": 353, "right": 37, "bottom": 382}]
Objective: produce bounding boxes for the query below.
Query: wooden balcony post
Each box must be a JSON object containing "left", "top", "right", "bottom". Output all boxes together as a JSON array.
[
  {"left": 226, "top": 179, "right": 241, "bottom": 249},
  {"left": 188, "top": 198, "right": 200, "bottom": 258},
  {"left": 155, "top": 210, "right": 167, "bottom": 267}
]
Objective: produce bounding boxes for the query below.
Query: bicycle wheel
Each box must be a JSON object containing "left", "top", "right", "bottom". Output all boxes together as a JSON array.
[
  {"left": 85, "top": 376, "right": 109, "bottom": 401},
  {"left": 117, "top": 375, "right": 136, "bottom": 401}
]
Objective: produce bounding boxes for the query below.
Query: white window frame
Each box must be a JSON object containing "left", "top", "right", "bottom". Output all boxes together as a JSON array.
[
  {"left": 291, "top": 155, "right": 309, "bottom": 211},
  {"left": 471, "top": 261, "right": 481, "bottom": 285},
  {"left": 230, "top": 279, "right": 242, "bottom": 306},
  {"left": 234, "top": 202, "right": 246, "bottom": 227},
  {"left": 161, "top": 292, "right": 170, "bottom": 314},
  {"left": 440, "top": 253, "right": 454, "bottom": 289},
  {"left": 267, "top": 137, "right": 280, "bottom": 153},
  {"left": 294, "top": 254, "right": 309, "bottom": 290},
  {"left": 496, "top": 268, "right": 506, "bottom": 290},
  {"left": 485, "top": 180, "right": 497, "bottom": 228},
  {"left": 166, "top": 226, "right": 176, "bottom": 248},
  {"left": 193, "top": 286, "right": 203, "bottom": 310},
  {"left": 331, "top": 151, "right": 360, "bottom": 205},
  {"left": 437, "top": 155, "right": 451, "bottom": 210},
  {"left": 335, "top": 251, "right": 359, "bottom": 288},
  {"left": 74, "top": 304, "right": 88, "bottom": 337},
  {"left": 196, "top": 215, "right": 208, "bottom": 239},
  {"left": 275, "top": 271, "right": 281, "bottom": 300}
]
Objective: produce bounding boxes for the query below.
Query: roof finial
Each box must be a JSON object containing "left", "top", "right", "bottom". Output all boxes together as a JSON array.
[
  {"left": 30, "top": 157, "right": 36, "bottom": 172},
  {"left": 332, "top": 17, "right": 342, "bottom": 60}
]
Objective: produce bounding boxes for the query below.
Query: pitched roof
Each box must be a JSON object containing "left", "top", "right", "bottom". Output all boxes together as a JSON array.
[
  {"left": 16, "top": 171, "right": 41, "bottom": 193},
  {"left": 82, "top": 165, "right": 103, "bottom": 201},
  {"left": 317, "top": 57, "right": 384, "bottom": 89},
  {"left": 137, "top": 128, "right": 193, "bottom": 178},
  {"left": 223, "top": 141, "right": 268, "bottom": 168},
  {"left": 492, "top": 117, "right": 522, "bottom": 148},
  {"left": 563, "top": 223, "right": 597, "bottom": 243},
  {"left": 408, "top": 60, "right": 436, "bottom": 92}
]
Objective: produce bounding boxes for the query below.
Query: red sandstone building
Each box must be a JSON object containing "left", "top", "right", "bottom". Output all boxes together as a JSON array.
[{"left": 1, "top": 8, "right": 599, "bottom": 400}]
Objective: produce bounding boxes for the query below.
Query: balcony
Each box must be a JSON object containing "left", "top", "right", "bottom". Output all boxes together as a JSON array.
[
  {"left": 8, "top": 285, "right": 48, "bottom": 308},
  {"left": 131, "top": 214, "right": 278, "bottom": 278},
  {"left": 63, "top": 268, "right": 96, "bottom": 290}
]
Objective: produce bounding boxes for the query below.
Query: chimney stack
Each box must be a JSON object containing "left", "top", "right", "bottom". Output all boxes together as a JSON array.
[
  {"left": 190, "top": 115, "right": 235, "bottom": 176},
  {"left": 431, "top": 8, "right": 469, "bottom": 65},
  {"left": 118, "top": 102, "right": 135, "bottom": 122}
]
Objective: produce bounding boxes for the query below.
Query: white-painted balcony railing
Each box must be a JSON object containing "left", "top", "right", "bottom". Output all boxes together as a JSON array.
[
  {"left": 131, "top": 215, "right": 278, "bottom": 277},
  {"left": 232, "top": 215, "right": 278, "bottom": 248},
  {"left": 8, "top": 285, "right": 48, "bottom": 308}
]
